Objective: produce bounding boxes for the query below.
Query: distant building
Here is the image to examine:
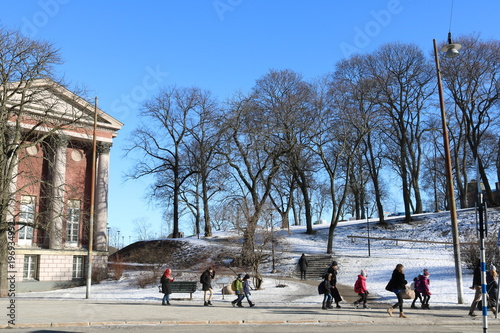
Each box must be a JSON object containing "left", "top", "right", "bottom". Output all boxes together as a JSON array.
[
  {"left": 9, "top": 79, "right": 123, "bottom": 291},
  {"left": 465, "top": 180, "right": 500, "bottom": 208}
]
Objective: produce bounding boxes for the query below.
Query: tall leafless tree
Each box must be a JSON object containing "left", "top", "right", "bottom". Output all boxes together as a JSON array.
[
  {"left": 0, "top": 27, "right": 88, "bottom": 296},
  {"left": 440, "top": 34, "right": 500, "bottom": 206},
  {"left": 365, "top": 42, "right": 434, "bottom": 221},
  {"left": 126, "top": 86, "right": 204, "bottom": 238}
]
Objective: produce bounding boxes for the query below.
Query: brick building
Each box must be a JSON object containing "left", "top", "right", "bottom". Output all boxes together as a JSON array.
[{"left": 9, "top": 79, "right": 123, "bottom": 291}]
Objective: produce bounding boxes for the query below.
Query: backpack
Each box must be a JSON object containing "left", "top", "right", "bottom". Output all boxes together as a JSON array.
[
  {"left": 200, "top": 271, "right": 205, "bottom": 284},
  {"left": 231, "top": 279, "right": 238, "bottom": 291}
]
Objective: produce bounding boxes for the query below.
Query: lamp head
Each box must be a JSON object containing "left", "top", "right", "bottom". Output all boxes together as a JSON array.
[{"left": 440, "top": 32, "right": 461, "bottom": 58}]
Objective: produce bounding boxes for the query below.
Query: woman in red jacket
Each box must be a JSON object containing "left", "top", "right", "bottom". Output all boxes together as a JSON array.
[{"left": 160, "top": 268, "right": 174, "bottom": 305}]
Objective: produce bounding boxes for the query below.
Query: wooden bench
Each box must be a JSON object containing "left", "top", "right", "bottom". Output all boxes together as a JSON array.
[{"left": 158, "top": 281, "right": 197, "bottom": 300}]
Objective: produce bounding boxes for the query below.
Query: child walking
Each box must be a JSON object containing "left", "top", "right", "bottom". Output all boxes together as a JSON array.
[
  {"left": 415, "top": 269, "right": 431, "bottom": 309},
  {"left": 318, "top": 273, "right": 333, "bottom": 309},
  {"left": 353, "top": 269, "right": 369, "bottom": 309}
]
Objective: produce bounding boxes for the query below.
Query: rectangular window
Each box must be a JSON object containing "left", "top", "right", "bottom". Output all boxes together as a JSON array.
[
  {"left": 18, "top": 195, "right": 35, "bottom": 245},
  {"left": 72, "top": 256, "right": 85, "bottom": 279},
  {"left": 23, "top": 255, "right": 38, "bottom": 280},
  {"left": 66, "top": 199, "right": 81, "bottom": 243}
]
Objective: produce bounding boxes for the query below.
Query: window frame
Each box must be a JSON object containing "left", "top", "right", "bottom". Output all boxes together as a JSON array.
[
  {"left": 72, "top": 256, "right": 85, "bottom": 279},
  {"left": 66, "top": 199, "right": 81, "bottom": 244},
  {"left": 18, "top": 195, "right": 36, "bottom": 246},
  {"left": 23, "top": 255, "right": 39, "bottom": 280}
]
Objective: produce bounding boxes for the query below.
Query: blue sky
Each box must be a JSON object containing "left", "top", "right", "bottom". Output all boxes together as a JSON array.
[{"left": 2, "top": 0, "right": 500, "bottom": 245}]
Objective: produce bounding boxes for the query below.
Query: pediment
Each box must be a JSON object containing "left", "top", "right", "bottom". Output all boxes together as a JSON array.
[{"left": 5, "top": 79, "right": 123, "bottom": 137}]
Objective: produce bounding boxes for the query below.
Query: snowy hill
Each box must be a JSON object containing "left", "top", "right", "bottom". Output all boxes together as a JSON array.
[{"left": 19, "top": 208, "right": 500, "bottom": 308}]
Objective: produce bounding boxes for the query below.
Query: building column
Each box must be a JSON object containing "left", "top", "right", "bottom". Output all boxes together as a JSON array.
[
  {"left": 49, "top": 135, "right": 67, "bottom": 250},
  {"left": 95, "top": 142, "right": 111, "bottom": 251}
]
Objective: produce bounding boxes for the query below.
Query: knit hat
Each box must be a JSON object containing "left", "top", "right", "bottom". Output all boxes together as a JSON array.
[
  {"left": 238, "top": 274, "right": 244, "bottom": 278},
  {"left": 360, "top": 269, "right": 367, "bottom": 277},
  {"left": 331, "top": 261, "right": 338, "bottom": 266},
  {"left": 491, "top": 265, "right": 497, "bottom": 272},
  {"left": 244, "top": 274, "right": 250, "bottom": 279},
  {"left": 423, "top": 269, "right": 430, "bottom": 276}
]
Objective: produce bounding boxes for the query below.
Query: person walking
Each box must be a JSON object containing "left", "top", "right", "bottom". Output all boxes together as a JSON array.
[
  {"left": 200, "top": 267, "right": 215, "bottom": 306},
  {"left": 386, "top": 263, "right": 408, "bottom": 318},
  {"left": 410, "top": 275, "right": 423, "bottom": 309},
  {"left": 160, "top": 268, "right": 174, "bottom": 306},
  {"left": 231, "top": 274, "right": 245, "bottom": 307},
  {"left": 487, "top": 265, "right": 498, "bottom": 315},
  {"left": 243, "top": 274, "right": 255, "bottom": 307},
  {"left": 318, "top": 273, "right": 333, "bottom": 309},
  {"left": 327, "top": 261, "right": 343, "bottom": 308},
  {"left": 353, "top": 269, "right": 369, "bottom": 309},
  {"left": 298, "top": 253, "right": 309, "bottom": 280},
  {"left": 469, "top": 261, "right": 482, "bottom": 317},
  {"left": 416, "top": 269, "right": 431, "bottom": 309}
]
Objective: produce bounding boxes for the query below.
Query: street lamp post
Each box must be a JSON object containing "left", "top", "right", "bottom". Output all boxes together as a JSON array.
[
  {"left": 270, "top": 212, "right": 276, "bottom": 273},
  {"left": 433, "top": 35, "right": 464, "bottom": 304},
  {"left": 365, "top": 202, "right": 371, "bottom": 257}
]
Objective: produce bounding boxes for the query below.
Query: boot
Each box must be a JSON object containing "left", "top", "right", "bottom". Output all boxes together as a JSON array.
[
  {"left": 387, "top": 307, "right": 393, "bottom": 316},
  {"left": 237, "top": 303, "right": 244, "bottom": 308},
  {"left": 326, "top": 300, "right": 333, "bottom": 309},
  {"left": 322, "top": 301, "right": 327, "bottom": 310},
  {"left": 469, "top": 311, "right": 477, "bottom": 317},
  {"left": 399, "top": 312, "right": 408, "bottom": 318},
  {"left": 231, "top": 300, "right": 237, "bottom": 307},
  {"left": 208, "top": 301, "right": 213, "bottom": 306},
  {"left": 363, "top": 303, "right": 369, "bottom": 309},
  {"left": 411, "top": 302, "right": 417, "bottom": 309},
  {"left": 336, "top": 302, "right": 341, "bottom": 308},
  {"left": 204, "top": 301, "right": 209, "bottom": 306},
  {"left": 249, "top": 302, "right": 255, "bottom": 307}
]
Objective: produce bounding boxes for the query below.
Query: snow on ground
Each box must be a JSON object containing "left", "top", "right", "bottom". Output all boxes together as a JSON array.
[{"left": 18, "top": 208, "right": 500, "bottom": 308}]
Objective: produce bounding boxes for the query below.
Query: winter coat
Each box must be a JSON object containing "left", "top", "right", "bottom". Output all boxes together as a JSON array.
[
  {"left": 200, "top": 269, "right": 215, "bottom": 291},
  {"left": 326, "top": 267, "right": 338, "bottom": 287},
  {"left": 472, "top": 266, "right": 481, "bottom": 287},
  {"left": 354, "top": 275, "right": 367, "bottom": 294},
  {"left": 487, "top": 272, "right": 498, "bottom": 303},
  {"left": 415, "top": 274, "right": 431, "bottom": 296},
  {"left": 243, "top": 279, "right": 251, "bottom": 295},
  {"left": 233, "top": 278, "right": 244, "bottom": 294},
  {"left": 318, "top": 278, "right": 331, "bottom": 295},
  {"left": 160, "top": 269, "right": 174, "bottom": 294},
  {"left": 298, "top": 255, "right": 308, "bottom": 272},
  {"left": 388, "top": 269, "right": 407, "bottom": 293}
]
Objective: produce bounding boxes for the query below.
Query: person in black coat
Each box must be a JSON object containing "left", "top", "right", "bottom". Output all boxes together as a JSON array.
[
  {"left": 326, "top": 261, "right": 342, "bottom": 308},
  {"left": 387, "top": 264, "right": 408, "bottom": 318},
  {"left": 160, "top": 268, "right": 174, "bottom": 305},
  {"left": 298, "top": 253, "right": 308, "bottom": 280},
  {"left": 468, "top": 260, "right": 482, "bottom": 316},
  {"left": 200, "top": 267, "right": 215, "bottom": 306}
]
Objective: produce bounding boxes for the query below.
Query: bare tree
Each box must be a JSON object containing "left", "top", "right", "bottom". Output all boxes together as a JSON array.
[
  {"left": 0, "top": 27, "right": 88, "bottom": 296},
  {"left": 219, "top": 90, "right": 285, "bottom": 265},
  {"left": 441, "top": 34, "right": 500, "bottom": 206},
  {"left": 365, "top": 42, "right": 434, "bottom": 220},
  {"left": 133, "top": 217, "right": 153, "bottom": 241},
  {"left": 125, "top": 86, "right": 204, "bottom": 238}
]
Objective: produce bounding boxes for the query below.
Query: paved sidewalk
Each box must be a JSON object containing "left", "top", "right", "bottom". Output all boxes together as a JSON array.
[
  {"left": 2, "top": 294, "right": 500, "bottom": 330},
  {"left": 2, "top": 279, "right": 500, "bottom": 330}
]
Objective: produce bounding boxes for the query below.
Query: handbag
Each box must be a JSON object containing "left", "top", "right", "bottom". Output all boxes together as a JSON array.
[
  {"left": 385, "top": 281, "right": 393, "bottom": 292},
  {"left": 402, "top": 285, "right": 415, "bottom": 299}
]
